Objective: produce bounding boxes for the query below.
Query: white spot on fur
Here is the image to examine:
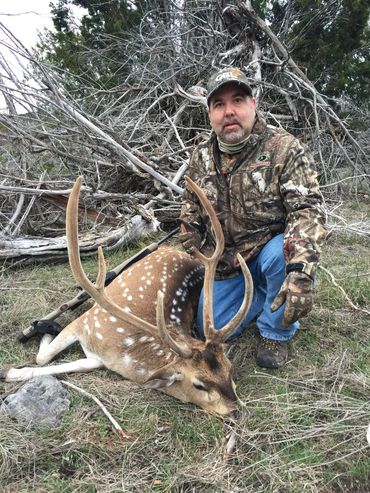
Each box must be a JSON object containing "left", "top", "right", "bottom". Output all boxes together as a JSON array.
[
  {"left": 96, "top": 332, "right": 103, "bottom": 340},
  {"left": 122, "top": 354, "right": 132, "bottom": 365},
  {"left": 170, "top": 314, "right": 181, "bottom": 324},
  {"left": 109, "top": 316, "right": 117, "bottom": 322},
  {"left": 125, "top": 337, "right": 135, "bottom": 346},
  {"left": 117, "top": 327, "right": 124, "bottom": 333}
]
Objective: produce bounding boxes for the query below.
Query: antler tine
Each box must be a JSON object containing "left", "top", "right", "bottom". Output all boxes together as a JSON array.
[
  {"left": 156, "top": 291, "right": 193, "bottom": 359},
  {"left": 212, "top": 253, "right": 253, "bottom": 343},
  {"left": 184, "top": 176, "right": 253, "bottom": 344},
  {"left": 66, "top": 177, "right": 157, "bottom": 334}
]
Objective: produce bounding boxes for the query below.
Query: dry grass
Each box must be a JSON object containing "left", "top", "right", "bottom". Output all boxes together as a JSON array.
[{"left": 0, "top": 211, "right": 369, "bottom": 493}]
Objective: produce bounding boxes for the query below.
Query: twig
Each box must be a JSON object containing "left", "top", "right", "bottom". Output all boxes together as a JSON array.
[
  {"left": 0, "top": 184, "right": 91, "bottom": 196},
  {"left": 163, "top": 110, "right": 190, "bottom": 158},
  {"left": 320, "top": 173, "right": 370, "bottom": 189},
  {"left": 3, "top": 191, "right": 24, "bottom": 235},
  {"left": 11, "top": 171, "right": 46, "bottom": 236},
  {"left": 60, "top": 380, "right": 137, "bottom": 440},
  {"left": 319, "top": 265, "right": 370, "bottom": 316}
]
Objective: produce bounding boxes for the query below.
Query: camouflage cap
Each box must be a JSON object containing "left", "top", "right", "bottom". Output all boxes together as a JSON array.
[{"left": 207, "top": 67, "right": 253, "bottom": 105}]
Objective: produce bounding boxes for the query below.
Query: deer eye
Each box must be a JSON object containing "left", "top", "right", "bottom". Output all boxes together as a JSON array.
[{"left": 193, "top": 382, "right": 208, "bottom": 392}]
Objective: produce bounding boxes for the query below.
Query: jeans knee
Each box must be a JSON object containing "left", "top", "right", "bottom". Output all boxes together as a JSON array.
[{"left": 260, "top": 240, "right": 285, "bottom": 278}]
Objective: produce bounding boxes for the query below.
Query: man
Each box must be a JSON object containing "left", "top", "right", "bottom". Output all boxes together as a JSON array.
[{"left": 179, "top": 67, "right": 326, "bottom": 369}]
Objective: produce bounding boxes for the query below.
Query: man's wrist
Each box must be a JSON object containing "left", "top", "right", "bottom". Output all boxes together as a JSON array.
[{"left": 286, "top": 262, "right": 316, "bottom": 279}]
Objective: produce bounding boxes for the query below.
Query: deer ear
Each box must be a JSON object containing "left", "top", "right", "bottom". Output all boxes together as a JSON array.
[{"left": 143, "top": 370, "right": 183, "bottom": 389}]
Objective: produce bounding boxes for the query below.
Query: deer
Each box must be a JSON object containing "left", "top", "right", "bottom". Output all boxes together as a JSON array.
[{"left": 1, "top": 176, "right": 253, "bottom": 416}]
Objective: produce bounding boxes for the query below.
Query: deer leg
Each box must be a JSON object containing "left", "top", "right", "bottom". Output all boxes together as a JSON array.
[
  {"left": 36, "top": 323, "right": 79, "bottom": 366},
  {"left": 0, "top": 322, "right": 104, "bottom": 383},
  {"left": 1, "top": 358, "right": 103, "bottom": 383}
]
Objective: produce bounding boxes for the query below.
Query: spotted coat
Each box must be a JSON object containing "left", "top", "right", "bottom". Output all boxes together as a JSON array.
[
  {"left": 180, "top": 115, "right": 327, "bottom": 278},
  {"left": 77, "top": 247, "right": 204, "bottom": 382}
]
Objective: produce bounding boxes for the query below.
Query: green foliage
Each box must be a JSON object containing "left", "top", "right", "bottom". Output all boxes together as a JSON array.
[
  {"left": 36, "top": 0, "right": 147, "bottom": 93},
  {"left": 348, "top": 456, "right": 370, "bottom": 481}
]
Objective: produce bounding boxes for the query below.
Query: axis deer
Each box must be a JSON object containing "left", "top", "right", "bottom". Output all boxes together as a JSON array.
[{"left": 1, "top": 176, "right": 253, "bottom": 416}]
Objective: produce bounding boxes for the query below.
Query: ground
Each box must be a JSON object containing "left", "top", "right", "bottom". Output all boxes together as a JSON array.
[{"left": 0, "top": 202, "right": 369, "bottom": 493}]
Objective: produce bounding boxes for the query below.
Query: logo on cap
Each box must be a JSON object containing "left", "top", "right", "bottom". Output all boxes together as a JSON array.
[{"left": 215, "top": 68, "right": 243, "bottom": 82}]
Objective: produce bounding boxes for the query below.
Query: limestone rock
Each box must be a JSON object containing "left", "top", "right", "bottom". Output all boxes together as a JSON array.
[{"left": 0, "top": 375, "right": 70, "bottom": 429}]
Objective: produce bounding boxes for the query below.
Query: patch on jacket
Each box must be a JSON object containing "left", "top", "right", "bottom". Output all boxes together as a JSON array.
[{"left": 249, "top": 153, "right": 272, "bottom": 170}]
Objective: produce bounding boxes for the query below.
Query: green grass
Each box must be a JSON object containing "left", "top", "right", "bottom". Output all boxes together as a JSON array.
[{"left": 0, "top": 205, "right": 369, "bottom": 493}]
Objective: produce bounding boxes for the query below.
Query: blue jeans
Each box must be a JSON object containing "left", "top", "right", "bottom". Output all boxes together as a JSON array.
[{"left": 196, "top": 234, "right": 299, "bottom": 342}]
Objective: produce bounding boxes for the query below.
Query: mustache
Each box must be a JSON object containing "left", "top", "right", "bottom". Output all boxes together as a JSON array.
[{"left": 222, "top": 118, "right": 240, "bottom": 128}]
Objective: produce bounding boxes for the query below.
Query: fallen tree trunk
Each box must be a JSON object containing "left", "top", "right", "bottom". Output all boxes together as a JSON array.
[{"left": 0, "top": 215, "right": 159, "bottom": 264}]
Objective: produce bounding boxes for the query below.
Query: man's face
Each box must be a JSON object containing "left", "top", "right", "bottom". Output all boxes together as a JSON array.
[{"left": 208, "top": 83, "right": 256, "bottom": 144}]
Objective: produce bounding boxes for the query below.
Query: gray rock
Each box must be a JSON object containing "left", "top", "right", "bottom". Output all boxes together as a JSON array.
[{"left": 0, "top": 375, "right": 70, "bottom": 429}]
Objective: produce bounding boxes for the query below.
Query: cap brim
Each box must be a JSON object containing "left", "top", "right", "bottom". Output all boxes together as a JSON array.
[{"left": 207, "top": 79, "right": 253, "bottom": 105}]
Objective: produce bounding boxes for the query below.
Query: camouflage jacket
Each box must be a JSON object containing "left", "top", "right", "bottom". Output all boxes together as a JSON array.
[{"left": 180, "top": 115, "right": 327, "bottom": 278}]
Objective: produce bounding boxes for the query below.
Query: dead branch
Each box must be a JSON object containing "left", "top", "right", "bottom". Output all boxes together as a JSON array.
[{"left": 0, "top": 214, "right": 158, "bottom": 263}]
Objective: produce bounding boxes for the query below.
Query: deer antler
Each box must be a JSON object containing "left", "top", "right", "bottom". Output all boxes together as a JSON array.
[
  {"left": 67, "top": 177, "right": 194, "bottom": 358},
  {"left": 184, "top": 176, "right": 253, "bottom": 343},
  {"left": 66, "top": 177, "right": 159, "bottom": 334}
]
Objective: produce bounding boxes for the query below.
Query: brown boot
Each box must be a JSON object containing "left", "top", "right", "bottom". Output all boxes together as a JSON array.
[{"left": 256, "top": 337, "right": 289, "bottom": 369}]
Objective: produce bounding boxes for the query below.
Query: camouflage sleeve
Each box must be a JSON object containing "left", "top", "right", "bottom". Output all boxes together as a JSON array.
[
  {"left": 280, "top": 140, "right": 327, "bottom": 277},
  {"left": 179, "top": 149, "right": 204, "bottom": 231}
]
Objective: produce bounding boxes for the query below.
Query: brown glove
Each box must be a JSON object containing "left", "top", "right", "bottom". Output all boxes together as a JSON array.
[
  {"left": 271, "top": 271, "right": 314, "bottom": 328},
  {"left": 178, "top": 223, "right": 202, "bottom": 255}
]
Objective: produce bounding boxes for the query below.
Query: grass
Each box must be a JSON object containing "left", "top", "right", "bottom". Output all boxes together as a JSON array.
[{"left": 0, "top": 205, "right": 369, "bottom": 493}]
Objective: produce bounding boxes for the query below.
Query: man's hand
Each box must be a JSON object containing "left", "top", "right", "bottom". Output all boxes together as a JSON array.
[
  {"left": 271, "top": 271, "right": 314, "bottom": 328},
  {"left": 178, "top": 223, "right": 202, "bottom": 255}
]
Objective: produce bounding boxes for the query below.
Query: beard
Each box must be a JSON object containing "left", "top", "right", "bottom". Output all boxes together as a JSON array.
[{"left": 218, "top": 119, "right": 249, "bottom": 144}]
